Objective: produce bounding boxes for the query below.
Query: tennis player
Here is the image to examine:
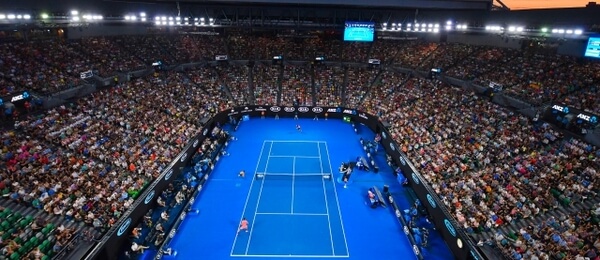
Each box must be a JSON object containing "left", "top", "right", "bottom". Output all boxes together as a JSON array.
[
  {"left": 239, "top": 170, "right": 245, "bottom": 178},
  {"left": 296, "top": 124, "right": 302, "bottom": 132},
  {"left": 238, "top": 218, "right": 249, "bottom": 233}
]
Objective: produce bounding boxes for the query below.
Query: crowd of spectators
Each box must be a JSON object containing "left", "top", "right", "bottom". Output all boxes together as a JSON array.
[
  {"left": 252, "top": 63, "right": 280, "bottom": 106},
  {"left": 281, "top": 65, "right": 313, "bottom": 106},
  {"left": 344, "top": 67, "right": 379, "bottom": 108},
  {"left": 314, "top": 66, "right": 344, "bottom": 107},
  {"left": 375, "top": 78, "right": 599, "bottom": 259},
  {"left": 0, "top": 68, "right": 243, "bottom": 239},
  {"left": 215, "top": 65, "right": 251, "bottom": 106}
]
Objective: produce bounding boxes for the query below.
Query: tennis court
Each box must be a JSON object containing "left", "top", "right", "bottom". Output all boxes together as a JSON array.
[
  {"left": 230, "top": 140, "right": 348, "bottom": 258},
  {"left": 167, "top": 118, "right": 452, "bottom": 260}
]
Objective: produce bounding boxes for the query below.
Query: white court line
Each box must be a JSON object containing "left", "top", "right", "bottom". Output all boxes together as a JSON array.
[
  {"left": 291, "top": 157, "right": 296, "bottom": 214},
  {"left": 318, "top": 143, "right": 336, "bottom": 255},
  {"left": 244, "top": 141, "right": 274, "bottom": 255},
  {"left": 264, "top": 140, "right": 325, "bottom": 143},
  {"left": 268, "top": 155, "right": 322, "bottom": 159},
  {"left": 230, "top": 254, "right": 349, "bottom": 258},
  {"left": 230, "top": 141, "right": 266, "bottom": 256},
  {"left": 324, "top": 142, "right": 350, "bottom": 256},
  {"left": 256, "top": 172, "right": 329, "bottom": 175},
  {"left": 255, "top": 212, "right": 329, "bottom": 216}
]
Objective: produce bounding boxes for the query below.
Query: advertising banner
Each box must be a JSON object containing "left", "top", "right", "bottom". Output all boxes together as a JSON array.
[{"left": 544, "top": 103, "right": 599, "bottom": 135}]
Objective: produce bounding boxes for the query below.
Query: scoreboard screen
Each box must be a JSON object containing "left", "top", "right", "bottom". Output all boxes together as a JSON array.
[
  {"left": 344, "top": 22, "right": 375, "bottom": 42},
  {"left": 584, "top": 35, "right": 600, "bottom": 59}
]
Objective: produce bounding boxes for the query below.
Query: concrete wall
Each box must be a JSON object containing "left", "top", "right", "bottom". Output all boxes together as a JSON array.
[
  {"left": 446, "top": 33, "right": 522, "bottom": 49},
  {"left": 67, "top": 24, "right": 154, "bottom": 39},
  {"left": 557, "top": 40, "right": 588, "bottom": 57}
]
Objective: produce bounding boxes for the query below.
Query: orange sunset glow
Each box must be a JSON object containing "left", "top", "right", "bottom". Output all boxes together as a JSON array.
[{"left": 501, "top": 0, "right": 595, "bottom": 10}]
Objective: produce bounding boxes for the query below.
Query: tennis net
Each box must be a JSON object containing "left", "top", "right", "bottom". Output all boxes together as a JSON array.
[{"left": 255, "top": 172, "right": 332, "bottom": 181}]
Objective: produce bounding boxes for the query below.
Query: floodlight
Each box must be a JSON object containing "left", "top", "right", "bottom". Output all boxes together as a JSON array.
[
  {"left": 445, "top": 25, "right": 452, "bottom": 30},
  {"left": 558, "top": 29, "right": 565, "bottom": 33},
  {"left": 428, "top": 23, "right": 433, "bottom": 28},
  {"left": 7, "top": 14, "right": 15, "bottom": 19},
  {"left": 209, "top": 18, "right": 214, "bottom": 21},
  {"left": 541, "top": 27, "right": 548, "bottom": 33},
  {"left": 200, "top": 17, "right": 205, "bottom": 21},
  {"left": 382, "top": 23, "right": 387, "bottom": 26},
  {"left": 140, "top": 12, "right": 146, "bottom": 17},
  {"left": 168, "top": 17, "right": 173, "bottom": 21},
  {"left": 161, "top": 16, "right": 167, "bottom": 21},
  {"left": 434, "top": 24, "right": 439, "bottom": 28},
  {"left": 71, "top": 10, "right": 79, "bottom": 15},
  {"left": 517, "top": 27, "right": 524, "bottom": 32},
  {"left": 17, "top": 15, "right": 23, "bottom": 19},
  {"left": 155, "top": 16, "right": 160, "bottom": 21},
  {"left": 574, "top": 29, "right": 583, "bottom": 35},
  {"left": 141, "top": 17, "right": 146, "bottom": 22},
  {"left": 566, "top": 30, "right": 573, "bottom": 34},
  {"left": 155, "top": 20, "right": 161, "bottom": 25},
  {"left": 95, "top": 15, "right": 103, "bottom": 20},
  {"left": 72, "top": 16, "right": 80, "bottom": 21},
  {"left": 168, "top": 21, "right": 174, "bottom": 25},
  {"left": 161, "top": 21, "right": 167, "bottom": 25},
  {"left": 176, "top": 17, "right": 181, "bottom": 20},
  {"left": 0, "top": 14, "right": 5, "bottom": 20},
  {"left": 125, "top": 15, "right": 131, "bottom": 20},
  {"left": 508, "top": 26, "right": 516, "bottom": 32},
  {"left": 433, "top": 28, "right": 439, "bottom": 33},
  {"left": 446, "top": 20, "right": 452, "bottom": 25}
]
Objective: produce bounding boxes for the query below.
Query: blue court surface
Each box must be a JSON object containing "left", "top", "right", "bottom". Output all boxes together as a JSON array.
[{"left": 167, "top": 118, "right": 454, "bottom": 260}]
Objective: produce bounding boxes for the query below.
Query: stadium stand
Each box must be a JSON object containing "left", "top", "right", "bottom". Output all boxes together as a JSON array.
[{"left": 1, "top": 30, "right": 599, "bottom": 259}]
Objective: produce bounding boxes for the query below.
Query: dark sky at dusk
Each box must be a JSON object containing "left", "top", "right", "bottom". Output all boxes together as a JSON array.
[{"left": 501, "top": 0, "right": 593, "bottom": 10}]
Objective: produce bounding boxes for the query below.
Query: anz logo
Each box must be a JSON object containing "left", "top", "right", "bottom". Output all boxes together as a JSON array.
[
  {"left": 164, "top": 168, "right": 174, "bottom": 180},
  {"left": 144, "top": 190, "right": 155, "bottom": 204},
  {"left": 552, "top": 105, "right": 569, "bottom": 113},
  {"left": 390, "top": 143, "right": 396, "bottom": 151},
  {"left": 411, "top": 172, "right": 420, "bottom": 185},
  {"left": 312, "top": 107, "right": 324, "bottom": 113},
  {"left": 180, "top": 153, "right": 188, "bottom": 162},
  {"left": 381, "top": 132, "right": 387, "bottom": 139},
  {"left": 270, "top": 106, "right": 281, "bottom": 112},
  {"left": 117, "top": 218, "right": 132, "bottom": 237},
  {"left": 399, "top": 156, "right": 406, "bottom": 166},
  {"left": 445, "top": 219, "right": 457, "bottom": 237},
  {"left": 426, "top": 194, "right": 437, "bottom": 208},
  {"left": 413, "top": 245, "right": 420, "bottom": 256},
  {"left": 298, "top": 107, "right": 309, "bottom": 113},
  {"left": 284, "top": 107, "right": 295, "bottom": 113},
  {"left": 193, "top": 139, "right": 199, "bottom": 148}
]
